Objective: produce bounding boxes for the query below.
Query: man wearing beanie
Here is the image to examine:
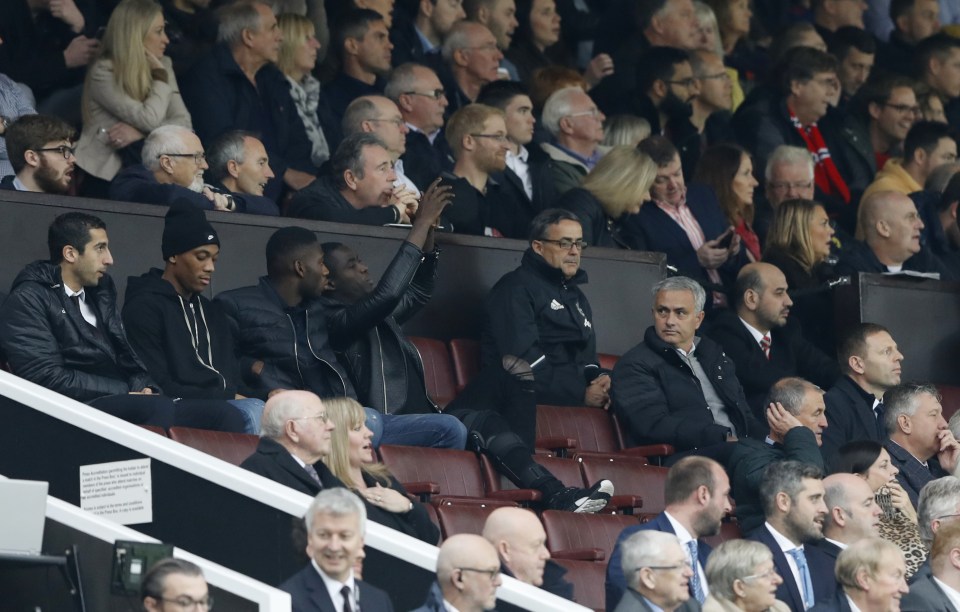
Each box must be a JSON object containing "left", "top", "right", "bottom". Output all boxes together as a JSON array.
[{"left": 122, "top": 202, "right": 266, "bottom": 433}]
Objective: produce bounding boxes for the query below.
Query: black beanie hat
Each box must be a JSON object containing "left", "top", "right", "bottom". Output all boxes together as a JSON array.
[{"left": 162, "top": 201, "right": 220, "bottom": 260}]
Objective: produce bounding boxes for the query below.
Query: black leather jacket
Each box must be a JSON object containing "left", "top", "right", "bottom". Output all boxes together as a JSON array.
[{"left": 323, "top": 241, "right": 439, "bottom": 415}]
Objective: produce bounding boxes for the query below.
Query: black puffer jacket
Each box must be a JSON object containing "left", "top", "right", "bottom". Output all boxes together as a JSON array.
[
  {"left": 323, "top": 241, "right": 439, "bottom": 415},
  {"left": 0, "top": 261, "right": 155, "bottom": 401},
  {"left": 214, "top": 277, "right": 354, "bottom": 398},
  {"left": 611, "top": 326, "right": 765, "bottom": 450}
]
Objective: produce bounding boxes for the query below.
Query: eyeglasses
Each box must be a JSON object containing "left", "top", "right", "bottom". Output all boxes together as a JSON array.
[
  {"left": 291, "top": 412, "right": 329, "bottom": 424},
  {"left": 884, "top": 103, "right": 921, "bottom": 115},
  {"left": 161, "top": 152, "right": 206, "bottom": 165},
  {"left": 666, "top": 77, "right": 697, "bottom": 88},
  {"left": 538, "top": 238, "right": 588, "bottom": 251},
  {"left": 471, "top": 133, "right": 509, "bottom": 143},
  {"left": 458, "top": 567, "right": 500, "bottom": 581},
  {"left": 566, "top": 109, "right": 602, "bottom": 119},
  {"left": 369, "top": 118, "right": 405, "bottom": 128},
  {"left": 403, "top": 89, "right": 446, "bottom": 101},
  {"left": 35, "top": 145, "right": 76, "bottom": 159},
  {"left": 466, "top": 43, "right": 500, "bottom": 52},
  {"left": 936, "top": 513, "right": 960, "bottom": 521},
  {"left": 155, "top": 595, "right": 214, "bottom": 610},
  {"left": 640, "top": 563, "right": 688, "bottom": 572},
  {"left": 740, "top": 568, "right": 779, "bottom": 582},
  {"left": 697, "top": 72, "right": 730, "bottom": 81},
  {"left": 768, "top": 180, "right": 814, "bottom": 192}
]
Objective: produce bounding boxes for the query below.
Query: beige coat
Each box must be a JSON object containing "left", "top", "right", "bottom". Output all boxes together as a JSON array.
[
  {"left": 75, "top": 56, "right": 191, "bottom": 181},
  {"left": 702, "top": 595, "right": 791, "bottom": 612}
]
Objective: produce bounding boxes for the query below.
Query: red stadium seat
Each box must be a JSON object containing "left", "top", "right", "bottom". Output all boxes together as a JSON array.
[
  {"left": 553, "top": 558, "right": 607, "bottom": 612},
  {"left": 937, "top": 384, "right": 960, "bottom": 422},
  {"left": 139, "top": 425, "right": 168, "bottom": 437},
  {"left": 408, "top": 336, "right": 458, "bottom": 408},
  {"left": 541, "top": 510, "right": 639, "bottom": 561},
  {"left": 167, "top": 427, "right": 259, "bottom": 466},
  {"left": 480, "top": 454, "right": 585, "bottom": 495},
  {"left": 579, "top": 457, "right": 668, "bottom": 517},
  {"left": 449, "top": 338, "right": 481, "bottom": 393},
  {"left": 434, "top": 499, "right": 518, "bottom": 540},
  {"left": 536, "top": 405, "right": 674, "bottom": 463},
  {"left": 701, "top": 520, "right": 743, "bottom": 549},
  {"left": 597, "top": 353, "right": 619, "bottom": 371}
]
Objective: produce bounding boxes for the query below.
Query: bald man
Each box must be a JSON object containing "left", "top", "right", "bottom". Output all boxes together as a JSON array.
[
  {"left": 838, "top": 190, "right": 956, "bottom": 279},
  {"left": 814, "top": 473, "right": 883, "bottom": 562},
  {"left": 412, "top": 534, "right": 503, "bottom": 612},
  {"left": 706, "top": 262, "right": 840, "bottom": 418},
  {"left": 343, "top": 95, "right": 420, "bottom": 194},
  {"left": 482, "top": 507, "right": 572, "bottom": 599},
  {"left": 239, "top": 391, "right": 345, "bottom": 494}
]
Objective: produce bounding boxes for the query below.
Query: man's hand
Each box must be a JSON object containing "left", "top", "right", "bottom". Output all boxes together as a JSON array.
[
  {"left": 766, "top": 402, "right": 803, "bottom": 438},
  {"left": 414, "top": 177, "right": 453, "bottom": 227},
  {"left": 696, "top": 236, "right": 730, "bottom": 269},
  {"left": 584, "top": 374, "right": 611, "bottom": 410},
  {"left": 391, "top": 185, "right": 419, "bottom": 218},
  {"left": 106, "top": 122, "right": 143, "bottom": 149},
  {"left": 884, "top": 481, "right": 917, "bottom": 522},
  {"left": 49, "top": 0, "right": 85, "bottom": 32},
  {"left": 583, "top": 53, "right": 615, "bottom": 88},
  {"left": 938, "top": 429, "right": 960, "bottom": 473},
  {"left": 202, "top": 187, "right": 234, "bottom": 212},
  {"left": 283, "top": 168, "right": 316, "bottom": 191},
  {"left": 63, "top": 36, "right": 99, "bottom": 68},
  {"left": 129, "top": 387, "right": 154, "bottom": 395}
]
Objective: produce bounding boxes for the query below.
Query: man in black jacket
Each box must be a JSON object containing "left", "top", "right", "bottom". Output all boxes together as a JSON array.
[
  {"left": 0, "top": 212, "right": 244, "bottom": 432},
  {"left": 706, "top": 262, "right": 840, "bottom": 419},
  {"left": 611, "top": 276, "right": 765, "bottom": 461},
  {"left": 123, "top": 204, "right": 265, "bottom": 433}
]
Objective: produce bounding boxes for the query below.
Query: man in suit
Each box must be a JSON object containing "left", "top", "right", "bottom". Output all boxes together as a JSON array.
[
  {"left": 821, "top": 323, "right": 905, "bottom": 471},
  {"left": 240, "top": 391, "right": 344, "bottom": 495},
  {"left": 707, "top": 263, "right": 840, "bottom": 419},
  {"left": 748, "top": 461, "right": 836, "bottom": 611},
  {"left": 606, "top": 456, "right": 730, "bottom": 610},
  {"left": 902, "top": 519, "right": 960, "bottom": 611},
  {"left": 482, "top": 507, "right": 572, "bottom": 600},
  {"left": 411, "top": 534, "right": 502, "bottom": 612},
  {"left": 884, "top": 383, "right": 960, "bottom": 509},
  {"left": 816, "top": 473, "right": 883, "bottom": 561},
  {"left": 614, "top": 531, "right": 701, "bottom": 612},
  {"left": 141, "top": 558, "right": 211, "bottom": 612},
  {"left": 917, "top": 477, "right": 960, "bottom": 579},
  {"left": 810, "top": 538, "right": 909, "bottom": 612},
  {"left": 280, "top": 488, "right": 394, "bottom": 612}
]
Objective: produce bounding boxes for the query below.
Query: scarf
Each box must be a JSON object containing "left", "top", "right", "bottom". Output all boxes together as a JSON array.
[{"left": 788, "top": 106, "right": 850, "bottom": 204}]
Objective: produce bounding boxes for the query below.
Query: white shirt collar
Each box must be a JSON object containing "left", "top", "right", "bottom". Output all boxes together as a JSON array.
[
  {"left": 507, "top": 145, "right": 529, "bottom": 164},
  {"left": 663, "top": 512, "right": 694, "bottom": 545},
  {"left": 672, "top": 336, "right": 700, "bottom": 358},
  {"left": 765, "top": 521, "right": 801, "bottom": 551},
  {"left": 845, "top": 595, "right": 864, "bottom": 612},
  {"left": 442, "top": 600, "right": 462, "bottom": 612},
  {"left": 12, "top": 176, "right": 31, "bottom": 191},
  {"left": 739, "top": 317, "right": 769, "bottom": 345},
  {"left": 311, "top": 559, "right": 356, "bottom": 611},
  {"left": 405, "top": 122, "right": 440, "bottom": 144},
  {"left": 63, "top": 285, "right": 85, "bottom": 300},
  {"left": 825, "top": 537, "right": 848, "bottom": 550},
  {"left": 934, "top": 577, "right": 960, "bottom": 610}
]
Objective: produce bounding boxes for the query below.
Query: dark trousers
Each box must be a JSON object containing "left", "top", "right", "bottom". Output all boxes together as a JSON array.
[
  {"left": 90, "top": 395, "right": 247, "bottom": 433},
  {"left": 444, "top": 363, "right": 536, "bottom": 450}
]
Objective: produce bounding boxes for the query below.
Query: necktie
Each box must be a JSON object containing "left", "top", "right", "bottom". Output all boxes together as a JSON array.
[
  {"left": 760, "top": 335, "right": 771, "bottom": 360},
  {"left": 686, "top": 540, "right": 705, "bottom": 603},
  {"left": 874, "top": 402, "right": 885, "bottom": 438},
  {"left": 341, "top": 585, "right": 353, "bottom": 612},
  {"left": 303, "top": 463, "right": 322, "bottom": 486},
  {"left": 788, "top": 547, "right": 815, "bottom": 610}
]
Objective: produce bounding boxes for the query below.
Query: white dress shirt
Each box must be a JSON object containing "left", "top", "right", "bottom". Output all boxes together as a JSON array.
[
  {"left": 505, "top": 146, "right": 533, "bottom": 200},
  {"left": 765, "top": 522, "right": 805, "bottom": 598},
  {"left": 64, "top": 285, "right": 98, "bottom": 327},
  {"left": 664, "top": 512, "right": 709, "bottom": 598},
  {"left": 934, "top": 577, "right": 960, "bottom": 610},
  {"left": 311, "top": 559, "right": 357, "bottom": 612}
]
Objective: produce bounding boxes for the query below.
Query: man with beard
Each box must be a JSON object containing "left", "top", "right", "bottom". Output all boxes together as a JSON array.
[
  {"left": 748, "top": 460, "right": 836, "bottom": 612},
  {"left": 635, "top": 47, "right": 700, "bottom": 177},
  {"left": 109, "top": 125, "right": 235, "bottom": 211},
  {"left": 605, "top": 456, "right": 731, "bottom": 609},
  {"left": 1, "top": 114, "right": 77, "bottom": 193},
  {"left": 441, "top": 103, "right": 527, "bottom": 237}
]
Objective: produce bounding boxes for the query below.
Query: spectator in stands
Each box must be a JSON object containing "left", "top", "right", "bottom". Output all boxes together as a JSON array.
[
  {"left": 694, "top": 144, "right": 761, "bottom": 261},
  {"left": 160, "top": 0, "right": 218, "bottom": 76},
  {"left": 0, "top": 212, "right": 245, "bottom": 432},
  {"left": 759, "top": 146, "right": 816, "bottom": 233},
  {"left": 321, "top": 397, "right": 439, "bottom": 544},
  {"left": 477, "top": 80, "right": 554, "bottom": 216},
  {"left": 632, "top": 47, "right": 697, "bottom": 141},
  {"left": 810, "top": 538, "right": 909, "bottom": 612},
  {"left": 916, "top": 34, "right": 960, "bottom": 126},
  {"left": 324, "top": 9, "right": 393, "bottom": 120},
  {"left": 828, "top": 26, "right": 876, "bottom": 108},
  {"left": 277, "top": 13, "right": 333, "bottom": 167},
  {"left": 766, "top": 21, "right": 829, "bottom": 69},
  {"left": 412, "top": 534, "right": 501, "bottom": 612},
  {"left": 861, "top": 120, "right": 957, "bottom": 203},
  {"left": 915, "top": 476, "right": 960, "bottom": 576},
  {"left": 387, "top": 62, "right": 455, "bottom": 191},
  {"left": 556, "top": 146, "right": 655, "bottom": 249},
  {"left": 390, "top": 0, "right": 466, "bottom": 66},
  {"left": 928, "top": 171, "right": 960, "bottom": 267},
  {"left": 482, "top": 208, "right": 610, "bottom": 408},
  {"left": 612, "top": 276, "right": 765, "bottom": 457},
  {"left": 286, "top": 133, "right": 415, "bottom": 224},
  {"left": 702, "top": 540, "right": 789, "bottom": 612},
  {"left": 1, "top": 114, "right": 76, "bottom": 193},
  {"left": 614, "top": 531, "right": 698, "bottom": 612},
  {"left": 203, "top": 130, "right": 281, "bottom": 215},
  {"left": 441, "top": 21, "right": 503, "bottom": 115},
  {"left": 0, "top": 72, "right": 37, "bottom": 179},
  {"left": 74, "top": 0, "right": 192, "bottom": 198},
  {"left": 539, "top": 86, "right": 608, "bottom": 196},
  {"left": 441, "top": 103, "right": 528, "bottom": 237},
  {"left": 747, "top": 461, "right": 836, "bottom": 612},
  {"left": 218, "top": 225, "right": 467, "bottom": 450},
  {"left": 464, "top": 0, "right": 520, "bottom": 72},
  {"left": 902, "top": 520, "right": 960, "bottom": 610},
  {"left": 811, "top": 0, "right": 867, "bottom": 47},
  {"left": 878, "top": 0, "right": 942, "bottom": 77},
  {"left": 109, "top": 125, "right": 236, "bottom": 212},
  {"left": 707, "top": 263, "right": 839, "bottom": 417},
  {"left": 280, "top": 488, "right": 394, "bottom": 612},
  {"left": 122, "top": 204, "right": 266, "bottom": 434},
  {"left": 631, "top": 136, "right": 745, "bottom": 303},
  {"left": 835, "top": 440, "right": 923, "bottom": 576},
  {"left": 821, "top": 324, "right": 905, "bottom": 470},
  {"left": 342, "top": 95, "right": 420, "bottom": 194},
  {"left": 181, "top": 1, "right": 316, "bottom": 199},
  {"left": 884, "top": 383, "right": 960, "bottom": 509},
  {"left": 816, "top": 473, "right": 883, "bottom": 560},
  {"left": 729, "top": 377, "right": 827, "bottom": 532},
  {"left": 915, "top": 81, "right": 948, "bottom": 123},
  {"left": 601, "top": 115, "right": 652, "bottom": 147},
  {"left": 141, "top": 558, "right": 211, "bottom": 612},
  {"left": 482, "top": 507, "right": 572, "bottom": 598},
  {"left": 607, "top": 456, "right": 731, "bottom": 609},
  {"left": 240, "top": 390, "right": 343, "bottom": 494},
  {"left": 688, "top": 49, "right": 733, "bottom": 146}
]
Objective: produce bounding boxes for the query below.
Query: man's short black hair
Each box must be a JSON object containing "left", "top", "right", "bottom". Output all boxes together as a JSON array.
[
  {"left": 331, "top": 132, "right": 386, "bottom": 191},
  {"left": 828, "top": 25, "right": 877, "bottom": 61},
  {"left": 141, "top": 558, "right": 204, "bottom": 602},
  {"left": 915, "top": 33, "right": 960, "bottom": 75},
  {"left": 48, "top": 212, "right": 107, "bottom": 263},
  {"left": 853, "top": 73, "right": 916, "bottom": 120},
  {"left": 637, "top": 135, "right": 680, "bottom": 167},
  {"left": 904, "top": 120, "right": 954, "bottom": 163},
  {"left": 528, "top": 208, "right": 580, "bottom": 243},
  {"left": 636, "top": 46, "right": 691, "bottom": 97},
  {"left": 890, "top": 0, "right": 918, "bottom": 22},
  {"left": 477, "top": 80, "right": 530, "bottom": 110},
  {"left": 266, "top": 226, "right": 319, "bottom": 276},
  {"left": 334, "top": 8, "right": 384, "bottom": 57},
  {"left": 779, "top": 46, "right": 838, "bottom": 96},
  {"left": 6, "top": 114, "right": 76, "bottom": 174}
]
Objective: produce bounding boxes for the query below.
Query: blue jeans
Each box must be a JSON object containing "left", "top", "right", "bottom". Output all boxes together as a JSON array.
[
  {"left": 364, "top": 407, "right": 467, "bottom": 449},
  {"left": 228, "top": 398, "right": 266, "bottom": 434}
]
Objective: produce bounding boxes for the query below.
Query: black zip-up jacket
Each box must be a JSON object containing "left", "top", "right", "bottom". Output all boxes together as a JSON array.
[
  {"left": 287, "top": 174, "right": 402, "bottom": 225},
  {"left": 323, "top": 241, "right": 439, "bottom": 415},
  {"left": 0, "top": 261, "right": 155, "bottom": 401},
  {"left": 122, "top": 269, "right": 257, "bottom": 400},
  {"left": 215, "top": 277, "right": 354, "bottom": 398},
  {"left": 481, "top": 249, "right": 602, "bottom": 406},
  {"left": 611, "top": 326, "right": 765, "bottom": 450}
]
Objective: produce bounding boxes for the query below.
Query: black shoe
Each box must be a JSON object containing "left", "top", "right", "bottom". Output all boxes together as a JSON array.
[{"left": 547, "top": 479, "right": 614, "bottom": 513}]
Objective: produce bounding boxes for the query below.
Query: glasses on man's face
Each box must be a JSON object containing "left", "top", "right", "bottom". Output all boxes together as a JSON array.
[
  {"left": 566, "top": 109, "right": 602, "bottom": 121},
  {"left": 697, "top": 72, "right": 730, "bottom": 81},
  {"left": 36, "top": 145, "right": 76, "bottom": 159},
  {"left": 458, "top": 567, "right": 500, "bottom": 581},
  {"left": 156, "top": 595, "right": 214, "bottom": 610},
  {"left": 403, "top": 89, "right": 446, "bottom": 101},
  {"left": 370, "top": 117, "right": 405, "bottom": 128},
  {"left": 291, "top": 412, "right": 329, "bottom": 424},
  {"left": 471, "top": 133, "right": 509, "bottom": 143},
  {"left": 640, "top": 563, "right": 688, "bottom": 573},
  {"left": 740, "top": 568, "right": 779, "bottom": 582},
  {"left": 538, "top": 238, "right": 588, "bottom": 251},
  {"left": 466, "top": 43, "right": 500, "bottom": 53},
  {"left": 666, "top": 77, "right": 697, "bottom": 88},
  {"left": 884, "top": 103, "right": 921, "bottom": 115},
  {"left": 161, "top": 152, "right": 206, "bottom": 165},
  {"left": 768, "top": 180, "right": 814, "bottom": 192}
]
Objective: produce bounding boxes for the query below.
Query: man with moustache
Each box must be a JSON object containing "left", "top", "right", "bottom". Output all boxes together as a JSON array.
[
  {"left": 634, "top": 47, "right": 700, "bottom": 174},
  {"left": 815, "top": 474, "right": 884, "bottom": 560},
  {"left": 441, "top": 21, "right": 504, "bottom": 116},
  {"left": 203, "top": 130, "right": 280, "bottom": 215},
  {"left": 1, "top": 114, "right": 77, "bottom": 193},
  {"left": 412, "top": 534, "right": 502, "bottom": 612}
]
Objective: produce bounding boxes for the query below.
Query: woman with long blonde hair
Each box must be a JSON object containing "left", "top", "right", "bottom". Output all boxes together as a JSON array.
[{"left": 75, "top": 0, "right": 191, "bottom": 196}]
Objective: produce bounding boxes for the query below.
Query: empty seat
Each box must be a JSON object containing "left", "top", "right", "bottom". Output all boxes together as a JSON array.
[
  {"left": 541, "top": 510, "right": 639, "bottom": 561},
  {"left": 408, "top": 336, "right": 458, "bottom": 408},
  {"left": 553, "top": 558, "right": 607, "bottom": 612},
  {"left": 449, "top": 338, "right": 481, "bottom": 393},
  {"left": 702, "top": 519, "right": 743, "bottom": 549},
  {"left": 937, "top": 384, "right": 960, "bottom": 422},
  {"left": 536, "top": 405, "right": 620, "bottom": 456},
  {"left": 579, "top": 457, "right": 668, "bottom": 516},
  {"left": 139, "top": 424, "right": 168, "bottom": 437},
  {"left": 434, "top": 499, "right": 518, "bottom": 540},
  {"left": 167, "top": 427, "right": 259, "bottom": 466}
]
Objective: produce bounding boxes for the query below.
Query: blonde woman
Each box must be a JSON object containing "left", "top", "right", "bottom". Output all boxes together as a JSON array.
[
  {"left": 556, "top": 145, "right": 656, "bottom": 248},
  {"left": 322, "top": 397, "right": 439, "bottom": 544},
  {"left": 277, "top": 13, "right": 330, "bottom": 168},
  {"left": 75, "top": 0, "right": 191, "bottom": 196},
  {"left": 703, "top": 540, "right": 790, "bottom": 612}
]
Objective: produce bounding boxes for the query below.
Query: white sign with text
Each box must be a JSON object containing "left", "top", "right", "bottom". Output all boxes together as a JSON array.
[{"left": 79, "top": 458, "right": 152, "bottom": 525}]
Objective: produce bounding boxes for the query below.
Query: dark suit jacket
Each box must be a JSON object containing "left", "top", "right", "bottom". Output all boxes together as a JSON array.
[
  {"left": 809, "top": 588, "right": 854, "bottom": 612},
  {"left": 279, "top": 564, "right": 394, "bottom": 612},
  {"left": 612, "top": 588, "right": 701, "bottom": 612},
  {"left": 812, "top": 539, "right": 843, "bottom": 563},
  {"left": 901, "top": 570, "right": 960, "bottom": 611},
  {"left": 747, "top": 525, "right": 837, "bottom": 612},
  {"left": 835, "top": 239, "right": 957, "bottom": 281},
  {"left": 885, "top": 439, "right": 948, "bottom": 510},
  {"left": 606, "top": 512, "right": 713, "bottom": 612},
  {"left": 821, "top": 376, "right": 882, "bottom": 471},
  {"left": 240, "top": 437, "right": 344, "bottom": 495}
]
